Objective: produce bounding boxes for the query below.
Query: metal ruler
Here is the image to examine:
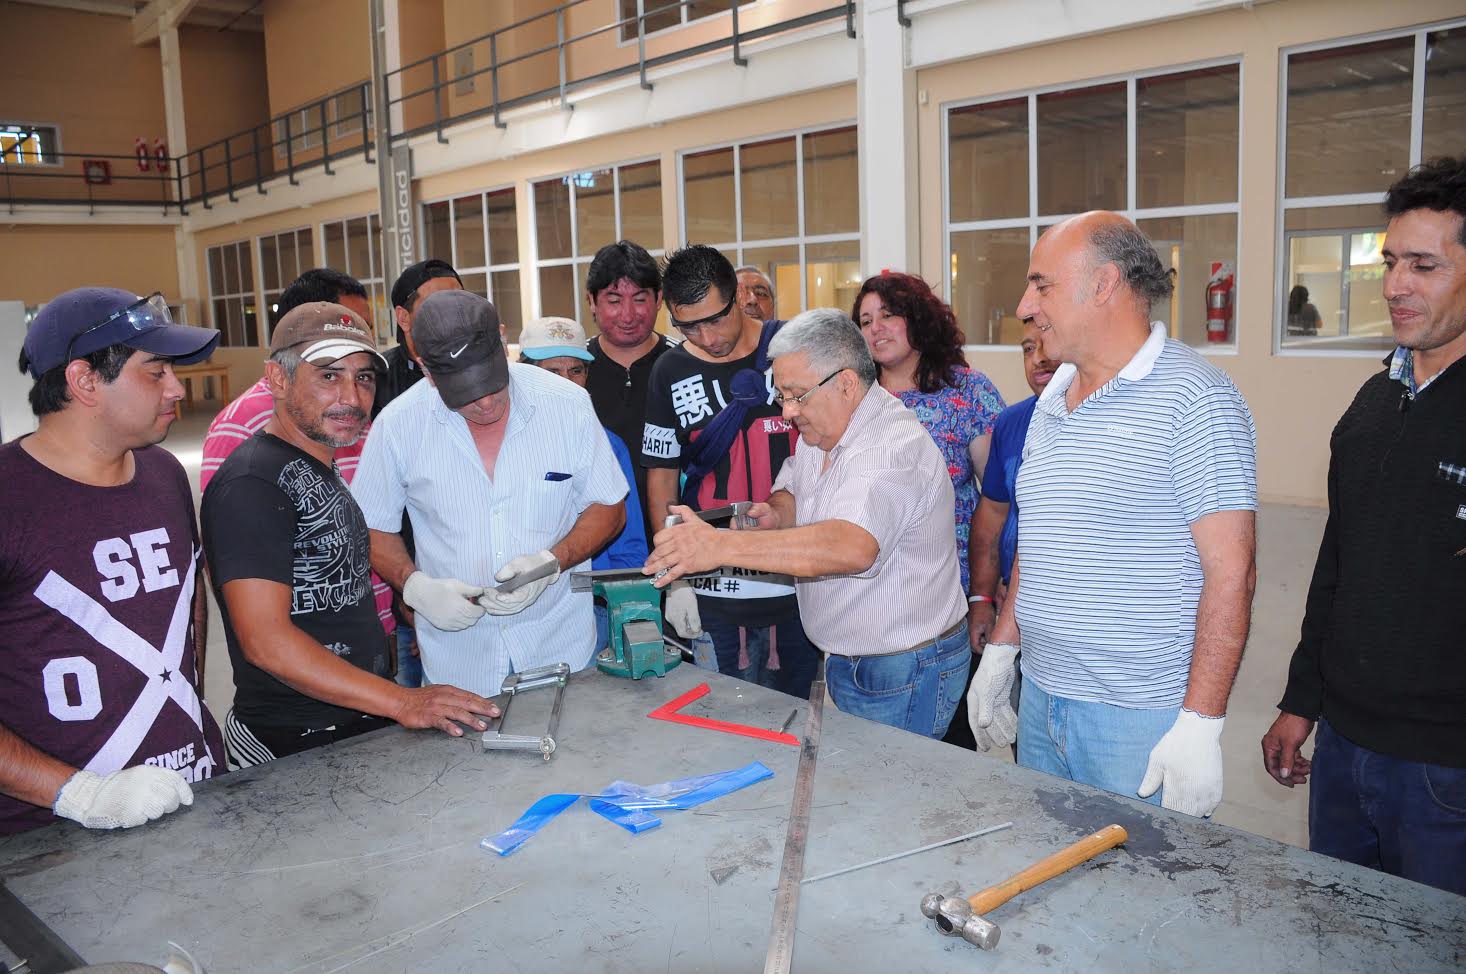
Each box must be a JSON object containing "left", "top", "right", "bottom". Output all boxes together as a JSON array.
[{"left": 763, "top": 660, "right": 825, "bottom": 974}]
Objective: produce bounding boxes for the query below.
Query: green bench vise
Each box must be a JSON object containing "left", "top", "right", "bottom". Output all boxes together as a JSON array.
[{"left": 571, "top": 568, "right": 683, "bottom": 680}]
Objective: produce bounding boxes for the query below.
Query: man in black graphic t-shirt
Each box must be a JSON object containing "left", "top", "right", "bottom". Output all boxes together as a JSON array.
[
  {"left": 203, "top": 303, "right": 498, "bottom": 768},
  {"left": 642, "top": 246, "right": 818, "bottom": 699}
]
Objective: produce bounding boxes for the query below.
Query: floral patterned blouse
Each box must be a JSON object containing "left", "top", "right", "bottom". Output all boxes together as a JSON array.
[{"left": 893, "top": 366, "right": 1006, "bottom": 590}]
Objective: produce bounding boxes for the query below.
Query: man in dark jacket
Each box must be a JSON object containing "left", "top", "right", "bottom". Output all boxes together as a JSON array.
[{"left": 1261, "top": 156, "right": 1466, "bottom": 895}]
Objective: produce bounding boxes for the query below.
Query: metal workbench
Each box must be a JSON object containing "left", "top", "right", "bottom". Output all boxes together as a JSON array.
[{"left": 1, "top": 665, "right": 1462, "bottom": 972}]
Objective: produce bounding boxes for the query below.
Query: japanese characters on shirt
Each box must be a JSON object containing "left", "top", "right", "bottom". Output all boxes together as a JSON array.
[{"left": 642, "top": 348, "right": 798, "bottom": 602}]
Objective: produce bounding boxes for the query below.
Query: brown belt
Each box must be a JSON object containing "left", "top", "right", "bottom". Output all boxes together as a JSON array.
[{"left": 834, "top": 617, "right": 968, "bottom": 659}]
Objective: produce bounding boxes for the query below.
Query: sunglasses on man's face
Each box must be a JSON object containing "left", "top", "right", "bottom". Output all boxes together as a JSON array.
[{"left": 669, "top": 294, "right": 736, "bottom": 334}]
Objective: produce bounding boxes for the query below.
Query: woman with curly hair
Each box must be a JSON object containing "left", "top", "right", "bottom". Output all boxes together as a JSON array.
[{"left": 852, "top": 271, "right": 1005, "bottom": 593}]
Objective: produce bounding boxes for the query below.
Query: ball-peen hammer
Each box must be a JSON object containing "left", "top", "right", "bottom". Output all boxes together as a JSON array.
[{"left": 919, "top": 824, "right": 1128, "bottom": 950}]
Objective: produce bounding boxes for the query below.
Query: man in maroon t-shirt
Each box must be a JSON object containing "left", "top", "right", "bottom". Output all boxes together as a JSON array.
[{"left": 0, "top": 287, "right": 224, "bottom": 835}]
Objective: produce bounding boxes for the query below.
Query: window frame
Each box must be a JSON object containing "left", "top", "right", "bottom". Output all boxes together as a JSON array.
[
  {"left": 616, "top": 0, "right": 760, "bottom": 46},
  {"left": 205, "top": 239, "right": 259, "bottom": 349},
  {"left": 257, "top": 226, "right": 317, "bottom": 341},
  {"left": 530, "top": 158, "right": 665, "bottom": 325},
  {"left": 320, "top": 213, "right": 390, "bottom": 343},
  {"left": 0, "top": 121, "right": 62, "bottom": 167},
  {"left": 1274, "top": 18, "right": 1466, "bottom": 357},
  {"left": 942, "top": 56, "right": 1244, "bottom": 353},
  {"left": 417, "top": 185, "right": 524, "bottom": 326},
  {"left": 676, "top": 122, "right": 860, "bottom": 315}
]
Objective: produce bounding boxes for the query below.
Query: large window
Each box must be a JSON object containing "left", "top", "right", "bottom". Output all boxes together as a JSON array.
[
  {"left": 259, "top": 227, "right": 315, "bottom": 336},
  {"left": 423, "top": 187, "right": 523, "bottom": 339},
  {"left": 206, "top": 241, "right": 259, "bottom": 348},
  {"left": 323, "top": 214, "right": 390, "bottom": 343},
  {"left": 680, "top": 125, "right": 859, "bottom": 320},
  {"left": 532, "top": 161, "right": 662, "bottom": 331},
  {"left": 1279, "top": 23, "right": 1465, "bottom": 351},
  {"left": 946, "top": 63, "right": 1241, "bottom": 349}
]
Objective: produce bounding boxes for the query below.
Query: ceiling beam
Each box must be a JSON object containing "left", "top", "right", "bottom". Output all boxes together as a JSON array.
[
  {"left": 132, "top": 0, "right": 201, "bottom": 45},
  {"left": 7, "top": 0, "right": 137, "bottom": 18}
]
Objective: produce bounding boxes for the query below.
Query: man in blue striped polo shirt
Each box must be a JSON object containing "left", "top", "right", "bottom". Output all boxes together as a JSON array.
[{"left": 970, "top": 212, "right": 1257, "bottom": 818}]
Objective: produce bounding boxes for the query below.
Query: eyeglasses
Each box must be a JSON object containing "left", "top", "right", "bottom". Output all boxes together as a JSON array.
[
  {"left": 66, "top": 292, "right": 171, "bottom": 363},
  {"left": 669, "top": 294, "right": 736, "bottom": 333},
  {"left": 774, "top": 368, "right": 845, "bottom": 407}
]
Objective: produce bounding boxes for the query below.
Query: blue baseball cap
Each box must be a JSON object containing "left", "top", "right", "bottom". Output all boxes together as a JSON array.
[{"left": 22, "top": 287, "right": 220, "bottom": 379}]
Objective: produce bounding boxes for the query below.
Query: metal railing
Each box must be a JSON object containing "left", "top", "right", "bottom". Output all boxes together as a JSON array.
[
  {"left": 3, "top": 2, "right": 856, "bottom": 211},
  {"left": 386, "top": 0, "right": 856, "bottom": 142}
]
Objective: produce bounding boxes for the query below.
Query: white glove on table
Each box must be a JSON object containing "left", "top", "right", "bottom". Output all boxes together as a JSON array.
[
  {"left": 480, "top": 550, "right": 560, "bottom": 616},
  {"left": 1137, "top": 708, "right": 1226, "bottom": 817},
  {"left": 966, "top": 641, "right": 1019, "bottom": 751},
  {"left": 404, "top": 572, "right": 486, "bottom": 631},
  {"left": 54, "top": 766, "right": 192, "bottom": 830},
  {"left": 664, "top": 580, "right": 702, "bottom": 638}
]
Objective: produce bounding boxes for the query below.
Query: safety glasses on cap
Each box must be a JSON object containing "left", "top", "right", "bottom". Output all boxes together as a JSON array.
[{"left": 65, "top": 291, "right": 174, "bottom": 363}]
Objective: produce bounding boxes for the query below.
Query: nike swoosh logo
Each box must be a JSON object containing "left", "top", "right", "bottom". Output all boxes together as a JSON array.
[{"left": 449, "top": 342, "right": 469, "bottom": 358}]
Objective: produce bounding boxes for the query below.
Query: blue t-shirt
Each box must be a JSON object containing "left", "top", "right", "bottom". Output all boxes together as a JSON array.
[
  {"left": 979, "top": 395, "right": 1038, "bottom": 584},
  {"left": 594, "top": 429, "right": 649, "bottom": 571}
]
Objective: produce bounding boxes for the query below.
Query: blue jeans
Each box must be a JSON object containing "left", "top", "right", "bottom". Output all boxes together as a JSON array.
[
  {"left": 823, "top": 625, "right": 969, "bottom": 738},
  {"left": 703, "top": 614, "right": 820, "bottom": 700},
  {"left": 1017, "top": 678, "right": 1177, "bottom": 805},
  {"left": 394, "top": 624, "right": 423, "bottom": 688},
  {"left": 1308, "top": 719, "right": 1466, "bottom": 896}
]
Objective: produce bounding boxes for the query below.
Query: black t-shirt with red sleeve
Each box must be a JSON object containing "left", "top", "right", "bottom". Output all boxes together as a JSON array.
[{"left": 0, "top": 441, "right": 225, "bottom": 835}]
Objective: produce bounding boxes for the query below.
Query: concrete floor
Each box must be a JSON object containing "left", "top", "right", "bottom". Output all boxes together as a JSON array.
[{"left": 167, "top": 398, "right": 1321, "bottom": 850}]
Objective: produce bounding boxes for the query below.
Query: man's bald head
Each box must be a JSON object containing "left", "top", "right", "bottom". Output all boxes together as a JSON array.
[{"left": 1043, "top": 211, "right": 1174, "bottom": 315}]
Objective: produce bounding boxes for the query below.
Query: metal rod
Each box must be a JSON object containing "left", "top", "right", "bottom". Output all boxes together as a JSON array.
[
  {"left": 252, "top": 127, "right": 266, "bottom": 194},
  {"left": 490, "top": 33, "right": 506, "bottom": 128},
  {"left": 557, "top": 9, "right": 572, "bottom": 112},
  {"left": 732, "top": 1, "right": 747, "bottom": 67},
  {"left": 636, "top": 0, "right": 651, "bottom": 90},
  {"left": 320, "top": 98, "right": 334, "bottom": 174},
  {"left": 800, "top": 822, "right": 1015, "bottom": 886},
  {"left": 845, "top": 0, "right": 856, "bottom": 38},
  {"left": 283, "top": 113, "right": 297, "bottom": 185},
  {"left": 224, "top": 135, "right": 237, "bottom": 201},
  {"left": 432, "top": 56, "right": 446, "bottom": 144}
]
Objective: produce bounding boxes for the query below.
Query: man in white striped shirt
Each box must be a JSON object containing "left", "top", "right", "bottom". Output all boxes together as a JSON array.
[
  {"left": 352, "top": 290, "right": 628, "bottom": 697},
  {"left": 970, "top": 213, "right": 1257, "bottom": 818},
  {"left": 646, "top": 309, "right": 970, "bottom": 738}
]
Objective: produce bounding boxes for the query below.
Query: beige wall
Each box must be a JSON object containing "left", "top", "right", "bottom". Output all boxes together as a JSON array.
[
  {"left": 0, "top": 5, "right": 168, "bottom": 203},
  {"left": 0, "top": 225, "right": 180, "bottom": 307},
  {"left": 261, "top": 0, "right": 370, "bottom": 115},
  {"left": 398, "top": 0, "right": 448, "bottom": 134},
  {"left": 916, "top": 0, "right": 1465, "bottom": 506},
  {"left": 180, "top": 24, "right": 272, "bottom": 184}
]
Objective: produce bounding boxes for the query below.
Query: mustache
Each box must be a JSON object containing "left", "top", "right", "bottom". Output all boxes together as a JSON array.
[{"left": 323, "top": 406, "right": 367, "bottom": 423}]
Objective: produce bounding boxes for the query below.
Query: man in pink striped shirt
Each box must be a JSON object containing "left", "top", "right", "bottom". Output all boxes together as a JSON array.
[
  {"left": 646, "top": 308, "right": 968, "bottom": 737},
  {"left": 200, "top": 269, "right": 396, "bottom": 641}
]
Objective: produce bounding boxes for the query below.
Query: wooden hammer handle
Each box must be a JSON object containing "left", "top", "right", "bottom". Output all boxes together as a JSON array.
[{"left": 966, "top": 824, "right": 1128, "bottom": 915}]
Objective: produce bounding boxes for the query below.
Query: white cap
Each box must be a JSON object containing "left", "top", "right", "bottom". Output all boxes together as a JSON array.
[{"left": 519, "top": 316, "right": 593, "bottom": 362}]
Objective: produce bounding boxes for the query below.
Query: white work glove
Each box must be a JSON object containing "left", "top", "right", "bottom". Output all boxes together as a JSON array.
[
  {"left": 403, "top": 571, "right": 486, "bottom": 631},
  {"left": 966, "top": 642, "right": 1019, "bottom": 751},
  {"left": 54, "top": 767, "right": 192, "bottom": 830},
  {"left": 479, "top": 550, "right": 560, "bottom": 616},
  {"left": 1137, "top": 708, "right": 1226, "bottom": 817},
  {"left": 664, "top": 580, "right": 702, "bottom": 638}
]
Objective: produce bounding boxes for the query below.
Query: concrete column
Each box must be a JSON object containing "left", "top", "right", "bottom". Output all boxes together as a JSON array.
[
  {"left": 856, "top": 0, "right": 919, "bottom": 277},
  {"left": 159, "top": 24, "right": 201, "bottom": 322}
]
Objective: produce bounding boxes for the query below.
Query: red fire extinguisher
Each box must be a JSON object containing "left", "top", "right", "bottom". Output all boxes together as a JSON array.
[
  {"left": 1206, "top": 261, "right": 1234, "bottom": 344},
  {"left": 154, "top": 138, "right": 169, "bottom": 173},
  {"left": 134, "top": 137, "right": 151, "bottom": 172}
]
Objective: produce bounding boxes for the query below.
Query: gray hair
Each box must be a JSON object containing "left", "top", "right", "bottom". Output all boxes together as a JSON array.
[
  {"left": 1087, "top": 222, "right": 1174, "bottom": 313},
  {"left": 735, "top": 265, "right": 774, "bottom": 294},
  {"left": 768, "top": 308, "right": 877, "bottom": 389},
  {"left": 268, "top": 345, "right": 303, "bottom": 380}
]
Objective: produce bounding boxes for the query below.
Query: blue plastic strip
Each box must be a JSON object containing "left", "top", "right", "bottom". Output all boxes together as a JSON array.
[{"left": 482, "top": 762, "right": 774, "bottom": 855}]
